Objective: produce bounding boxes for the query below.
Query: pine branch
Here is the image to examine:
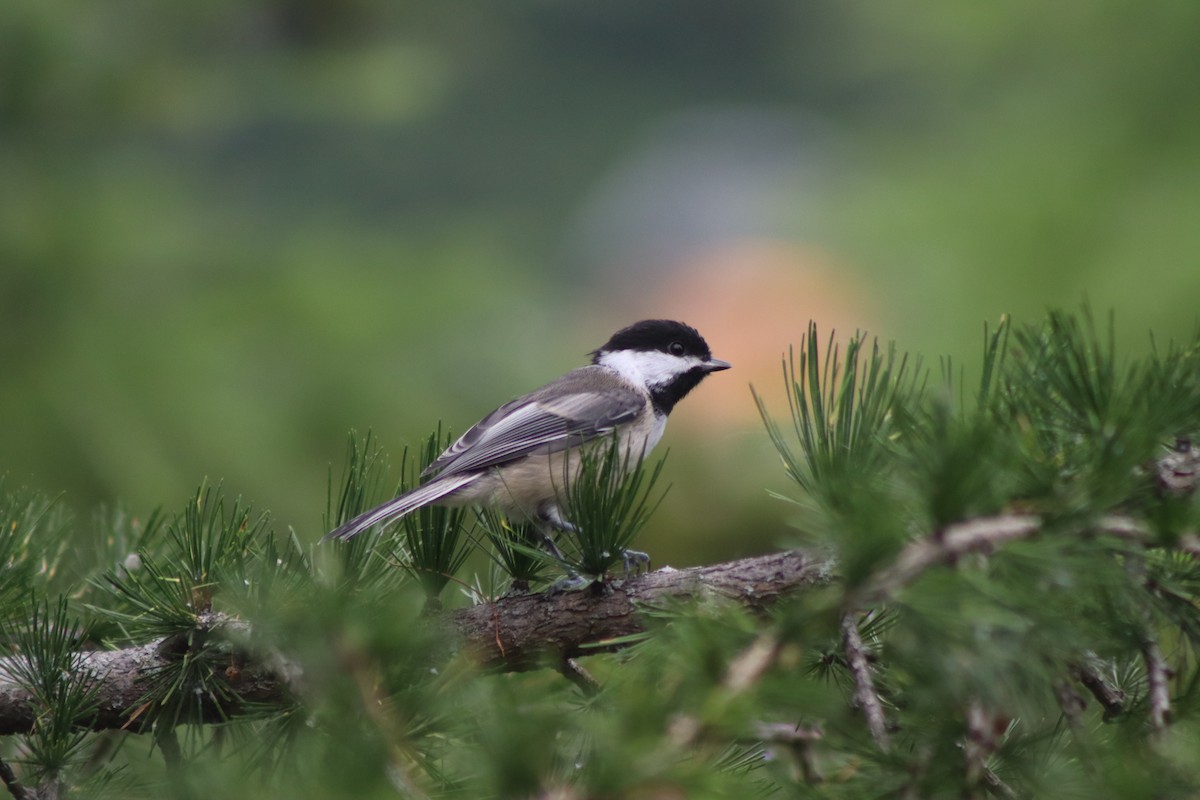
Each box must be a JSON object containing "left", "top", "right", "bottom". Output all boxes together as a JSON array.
[
  {"left": 849, "top": 509, "right": 1185, "bottom": 740},
  {"left": 558, "top": 658, "right": 601, "bottom": 695},
  {"left": 1156, "top": 436, "right": 1200, "bottom": 497},
  {"left": 840, "top": 612, "right": 890, "bottom": 751},
  {"left": 0, "top": 613, "right": 290, "bottom": 736},
  {"left": 450, "top": 550, "right": 833, "bottom": 671},
  {"left": 862, "top": 514, "right": 1041, "bottom": 602},
  {"left": 0, "top": 758, "right": 32, "bottom": 800},
  {"left": 755, "top": 722, "right": 823, "bottom": 784},
  {"left": 1140, "top": 633, "right": 1172, "bottom": 733},
  {"left": 1068, "top": 660, "right": 1127, "bottom": 720},
  {"left": 964, "top": 701, "right": 1014, "bottom": 799},
  {"left": 859, "top": 512, "right": 1158, "bottom": 604},
  {"left": 0, "top": 551, "right": 833, "bottom": 734}
]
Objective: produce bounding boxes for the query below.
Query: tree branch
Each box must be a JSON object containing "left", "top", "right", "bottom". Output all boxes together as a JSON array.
[
  {"left": 0, "top": 758, "right": 32, "bottom": 800},
  {"left": 755, "top": 722, "right": 823, "bottom": 784},
  {"left": 0, "top": 622, "right": 289, "bottom": 736},
  {"left": 1068, "top": 660, "right": 1127, "bottom": 720},
  {"left": 0, "top": 550, "right": 834, "bottom": 734},
  {"left": 859, "top": 512, "right": 1157, "bottom": 604},
  {"left": 451, "top": 549, "right": 832, "bottom": 671},
  {"left": 841, "top": 611, "right": 890, "bottom": 751},
  {"left": 0, "top": 504, "right": 1182, "bottom": 741},
  {"left": 1156, "top": 436, "right": 1200, "bottom": 497},
  {"left": 964, "top": 701, "right": 1014, "bottom": 799},
  {"left": 1141, "top": 633, "right": 1172, "bottom": 733}
]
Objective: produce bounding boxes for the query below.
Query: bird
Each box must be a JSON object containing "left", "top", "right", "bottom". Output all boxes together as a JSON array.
[{"left": 324, "top": 319, "right": 730, "bottom": 558}]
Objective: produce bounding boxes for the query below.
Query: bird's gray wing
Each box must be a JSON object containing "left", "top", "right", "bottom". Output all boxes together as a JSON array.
[{"left": 424, "top": 370, "right": 644, "bottom": 478}]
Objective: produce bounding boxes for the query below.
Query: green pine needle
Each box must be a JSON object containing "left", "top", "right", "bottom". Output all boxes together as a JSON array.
[
  {"left": 325, "top": 429, "right": 392, "bottom": 533},
  {"left": 0, "top": 482, "right": 73, "bottom": 623},
  {"left": 322, "top": 430, "right": 407, "bottom": 590},
  {"left": 94, "top": 483, "right": 267, "bottom": 639},
  {"left": 753, "top": 322, "right": 921, "bottom": 511},
  {"left": 6, "top": 596, "right": 100, "bottom": 775},
  {"left": 554, "top": 435, "right": 668, "bottom": 580},
  {"left": 391, "top": 426, "right": 474, "bottom": 600},
  {"left": 473, "top": 507, "right": 553, "bottom": 588}
]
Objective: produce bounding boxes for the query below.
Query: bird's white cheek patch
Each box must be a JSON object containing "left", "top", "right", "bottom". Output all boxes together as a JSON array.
[{"left": 598, "top": 350, "right": 703, "bottom": 388}]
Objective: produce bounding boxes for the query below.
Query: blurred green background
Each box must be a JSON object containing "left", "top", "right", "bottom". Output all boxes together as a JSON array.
[{"left": 4, "top": 1, "right": 1199, "bottom": 565}]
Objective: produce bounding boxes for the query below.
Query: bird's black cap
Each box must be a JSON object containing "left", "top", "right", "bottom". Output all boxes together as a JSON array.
[
  {"left": 592, "top": 319, "right": 713, "bottom": 360},
  {"left": 591, "top": 319, "right": 729, "bottom": 413}
]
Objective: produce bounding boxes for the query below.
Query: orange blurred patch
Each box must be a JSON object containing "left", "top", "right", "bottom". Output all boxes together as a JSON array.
[{"left": 599, "top": 239, "right": 878, "bottom": 426}]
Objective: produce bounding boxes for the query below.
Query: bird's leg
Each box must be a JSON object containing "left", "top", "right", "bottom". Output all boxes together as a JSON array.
[
  {"left": 620, "top": 548, "right": 651, "bottom": 576},
  {"left": 540, "top": 505, "right": 579, "bottom": 536},
  {"left": 533, "top": 505, "right": 575, "bottom": 561},
  {"left": 533, "top": 525, "right": 570, "bottom": 564},
  {"left": 541, "top": 504, "right": 650, "bottom": 578},
  {"left": 536, "top": 506, "right": 591, "bottom": 594}
]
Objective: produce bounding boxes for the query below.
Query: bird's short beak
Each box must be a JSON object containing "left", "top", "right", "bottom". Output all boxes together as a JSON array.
[{"left": 705, "top": 358, "right": 732, "bottom": 372}]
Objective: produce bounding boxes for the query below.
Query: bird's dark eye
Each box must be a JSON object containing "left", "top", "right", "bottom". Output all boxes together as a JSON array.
[{"left": 668, "top": 341, "right": 685, "bottom": 356}]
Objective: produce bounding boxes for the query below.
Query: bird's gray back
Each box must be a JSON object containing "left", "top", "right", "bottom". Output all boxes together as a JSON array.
[{"left": 423, "top": 366, "right": 646, "bottom": 478}]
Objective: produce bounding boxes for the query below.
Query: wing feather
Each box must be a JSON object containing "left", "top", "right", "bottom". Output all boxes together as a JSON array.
[
  {"left": 323, "top": 472, "right": 481, "bottom": 540},
  {"left": 423, "top": 367, "right": 644, "bottom": 478}
]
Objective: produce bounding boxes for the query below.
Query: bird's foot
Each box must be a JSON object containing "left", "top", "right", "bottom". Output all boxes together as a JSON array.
[
  {"left": 547, "top": 572, "right": 593, "bottom": 596},
  {"left": 619, "top": 548, "right": 651, "bottom": 576}
]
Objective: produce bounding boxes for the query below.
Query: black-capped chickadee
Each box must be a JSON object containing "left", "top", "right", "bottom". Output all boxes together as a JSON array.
[{"left": 324, "top": 319, "right": 730, "bottom": 547}]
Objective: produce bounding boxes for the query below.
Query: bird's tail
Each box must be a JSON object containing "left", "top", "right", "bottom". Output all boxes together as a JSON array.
[{"left": 324, "top": 473, "right": 480, "bottom": 541}]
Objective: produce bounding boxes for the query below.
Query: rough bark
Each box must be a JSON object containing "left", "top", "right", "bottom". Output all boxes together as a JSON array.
[
  {"left": 451, "top": 549, "right": 833, "bottom": 671},
  {"left": 0, "top": 550, "right": 834, "bottom": 734}
]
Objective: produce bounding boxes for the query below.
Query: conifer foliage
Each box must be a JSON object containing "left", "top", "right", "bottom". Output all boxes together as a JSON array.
[{"left": 2, "top": 308, "right": 1200, "bottom": 799}]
